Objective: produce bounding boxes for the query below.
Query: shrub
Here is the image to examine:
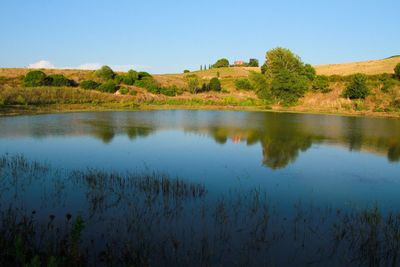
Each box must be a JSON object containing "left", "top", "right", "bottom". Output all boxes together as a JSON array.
[
  {"left": 312, "top": 75, "right": 331, "bottom": 93},
  {"left": 213, "top": 58, "right": 229, "bottom": 68},
  {"left": 135, "top": 77, "right": 160, "bottom": 94},
  {"left": 235, "top": 78, "right": 253, "bottom": 90},
  {"left": 138, "top": 72, "right": 152, "bottom": 80},
  {"left": 186, "top": 75, "right": 200, "bottom": 94},
  {"left": 160, "top": 85, "right": 178, "bottom": 96},
  {"left": 0, "top": 96, "right": 4, "bottom": 106},
  {"left": 119, "top": 87, "right": 129, "bottom": 95},
  {"left": 394, "top": 63, "right": 400, "bottom": 80},
  {"left": 129, "top": 90, "right": 137, "bottom": 96},
  {"left": 123, "top": 70, "right": 139, "bottom": 85},
  {"left": 249, "top": 72, "right": 271, "bottom": 100},
  {"left": 183, "top": 70, "right": 190, "bottom": 73},
  {"left": 80, "top": 80, "right": 100, "bottom": 90},
  {"left": 23, "top": 70, "right": 49, "bottom": 87},
  {"left": 381, "top": 77, "right": 395, "bottom": 93},
  {"left": 98, "top": 80, "right": 118, "bottom": 93},
  {"left": 95, "top": 66, "right": 115, "bottom": 81},
  {"left": 343, "top": 73, "right": 369, "bottom": 99},
  {"left": 209, "top": 78, "right": 221, "bottom": 91},
  {"left": 48, "top": 74, "right": 74, "bottom": 87}
]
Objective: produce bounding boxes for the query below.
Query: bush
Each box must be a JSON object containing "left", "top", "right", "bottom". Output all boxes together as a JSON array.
[
  {"left": 213, "top": 58, "right": 229, "bottom": 68},
  {"left": 119, "top": 87, "right": 129, "bottom": 95},
  {"left": 98, "top": 80, "right": 118, "bottom": 93},
  {"left": 23, "top": 70, "right": 49, "bottom": 87},
  {"left": 138, "top": 72, "right": 152, "bottom": 80},
  {"left": 183, "top": 70, "right": 190, "bottom": 73},
  {"left": 186, "top": 75, "right": 200, "bottom": 94},
  {"left": 80, "top": 80, "right": 100, "bottom": 90},
  {"left": 95, "top": 66, "right": 115, "bottom": 81},
  {"left": 312, "top": 75, "right": 331, "bottom": 93},
  {"left": 48, "top": 74, "right": 74, "bottom": 87},
  {"left": 249, "top": 72, "right": 271, "bottom": 100},
  {"left": 135, "top": 77, "right": 160, "bottom": 94},
  {"left": 160, "top": 85, "right": 178, "bottom": 96},
  {"left": 209, "top": 78, "right": 221, "bottom": 91},
  {"left": 123, "top": 70, "right": 139, "bottom": 85},
  {"left": 235, "top": 78, "right": 253, "bottom": 90},
  {"left": 343, "top": 73, "right": 369, "bottom": 99},
  {"left": 381, "top": 77, "right": 395, "bottom": 93},
  {"left": 114, "top": 74, "right": 124, "bottom": 84},
  {"left": 395, "top": 63, "right": 400, "bottom": 80}
]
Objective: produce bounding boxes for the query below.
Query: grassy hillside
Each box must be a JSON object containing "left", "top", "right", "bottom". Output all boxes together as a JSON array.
[
  {"left": 315, "top": 56, "right": 400, "bottom": 76},
  {"left": 1, "top": 56, "right": 400, "bottom": 117}
]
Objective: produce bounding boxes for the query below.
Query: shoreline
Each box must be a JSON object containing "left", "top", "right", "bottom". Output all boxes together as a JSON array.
[{"left": 1, "top": 103, "right": 400, "bottom": 119}]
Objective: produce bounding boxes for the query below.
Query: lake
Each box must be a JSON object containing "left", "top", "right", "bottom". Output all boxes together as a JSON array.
[{"left": 1, "top": 110, "right": 400, "bottom": 266}]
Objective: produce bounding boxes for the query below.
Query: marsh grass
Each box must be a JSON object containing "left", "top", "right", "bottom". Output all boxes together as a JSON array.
[{"left": 0, "top": 154, "right": 400, "bottom": 266}]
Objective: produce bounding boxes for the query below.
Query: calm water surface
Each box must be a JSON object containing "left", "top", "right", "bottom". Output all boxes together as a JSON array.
[{"left": 1, "top": 110, "right": 400, "bottom": 266}]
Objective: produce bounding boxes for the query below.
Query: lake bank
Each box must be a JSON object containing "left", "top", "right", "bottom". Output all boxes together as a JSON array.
[{"left": 1, "top": 103, "right": 400, "bottom": 119}]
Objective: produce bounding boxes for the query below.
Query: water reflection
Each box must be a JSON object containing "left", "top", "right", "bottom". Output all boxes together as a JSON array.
[{"left": 0, "top": 111, "right": 399, "bottom": 168}]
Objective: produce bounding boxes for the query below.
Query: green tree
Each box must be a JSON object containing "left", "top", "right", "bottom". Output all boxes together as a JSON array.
[
  {"left": 235, "top": 78, "right": 253, "bottom": 90},
  {"left": 200, "top": 65, "right": 203, "bottom": 71},
  {"left": 261, "top": 47, "right": 312, "bottom": 105},
  {"left": 271, "top": 70, "right": 308, "bottom": 105},
  {"left": 248, "top": 58, "right": 259, "bottom": 67},
  {"left": 96, "top": 65, "right": 115, "bottom": 81},
  {"left": 263, "top": 47, "right": 304, "bottom": 78},
  {"left": 343, "top": 73, "right": 369, "bottom": 99},
  {"left": 209, "top": 77, "right": 221, "bottom": 91},
  {"left": 123, "top": 69, "right": 139, "bottom": 85},
  {"left": 23, "top": 70, "right": 49, "bottom": 87},
  {"left": 213, "top": 58, "right": 229, "bottom": 68},
  {"left": 395, "top": 63, "right": 400, "bottom": 80}
]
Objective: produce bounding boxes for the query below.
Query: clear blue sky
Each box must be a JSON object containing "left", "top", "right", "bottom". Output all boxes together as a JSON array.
[{"left": 0, "top": 0, "right": 399, "bottom": 73}]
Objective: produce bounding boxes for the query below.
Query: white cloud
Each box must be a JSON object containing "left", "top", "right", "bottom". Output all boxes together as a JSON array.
[
  {"left": 27, "top": 60, "right": 56, "bottom": 69},
  {"left": 27, "top": 60, "right": 150, "bottom": 72}
]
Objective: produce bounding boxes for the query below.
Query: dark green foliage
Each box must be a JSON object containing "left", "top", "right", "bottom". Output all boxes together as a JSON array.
[
  {"left": 312, "top": 75, "right": 331, "bottom": 93},
  {"left": 95, "top": 65, "right": 115, "bottom": 81},
  {"left": 235, "top": 78, "right": 253, "bottom": 90},
  {"left": 113, "top": 74, "right": 124, "bottom": 84},
  {"left": 98, "top": 80, "right": 118, "bottom": 93},
  {"left": 261, "top": 63, "right": 267, "bottom": 74},
  {"left": 138, "top": 72, "right": 152, "bottom": 80},
  {"left": 271, "top": 70, "right": 308, "bottom": 105},
  {"left": 200, "top": 82, "right": 210, "bottom": 93},
  {"left": 123, "top": 70, "right": 139, "bottom": 85},
  {"left": 394, "top": 63, "right": 400, "bottom": 80},
  {"left": 48, "top": 74, "right": 75, "bottom": 87},
  {"left": 183, "top": 70, "right": 190, "bottom": 73},
  {"left": 135, "top": 77, "right": 160, "bottom": 94},
  {"left": 343, "top": 74, "right": 369, "bottom": 99},
  {"left": 80, "top": 80, "right": 100, "bottom": 90},
  {"left": 209, "top": 78, "right": 221, "bottom": 91},
  {"left": 213, "top": 58, "right": 229, "bottom": 68},
  {"left": 249, "top": 72, "right": 271, "bottom": 100},
  {"left": 23, "top": 70, "right": 49, "bottom": 87},
  {"left": 303, "top": 64, "right": 316, "bottom": 81},
  {"left": 248, "top": 58, "right": 259, "bottom": 67},
  {"left": 160, "top": 85, "right": 179, "bottom": 96}
]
